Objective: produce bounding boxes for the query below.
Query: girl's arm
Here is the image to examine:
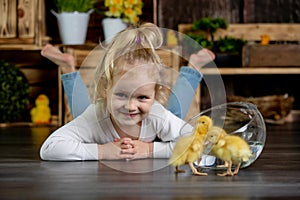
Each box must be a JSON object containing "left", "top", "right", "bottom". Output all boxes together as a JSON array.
[{"left": 39, "top": 117, "right": 99, "bottom": 161}]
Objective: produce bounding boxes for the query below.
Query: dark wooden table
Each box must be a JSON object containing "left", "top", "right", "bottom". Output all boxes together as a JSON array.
[{"left": 0, "top": 123, "right": 300, "bottom": 199}]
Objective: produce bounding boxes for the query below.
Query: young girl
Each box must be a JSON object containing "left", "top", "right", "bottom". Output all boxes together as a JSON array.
[{"left": 40, "top": 23, "right": 214, "bottom": 161}]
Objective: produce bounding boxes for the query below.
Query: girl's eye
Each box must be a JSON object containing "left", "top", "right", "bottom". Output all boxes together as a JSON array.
[
  {"left": 115, "top": 93, "right": 127, "bottom": 98},
  {"left": 138, "top": 95, "right": 149, "bottom": 100}
]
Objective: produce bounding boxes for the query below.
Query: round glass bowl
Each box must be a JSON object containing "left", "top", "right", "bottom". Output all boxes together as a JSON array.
[{"left": 180, "top": 102, "right": 266, "bottom": 169}]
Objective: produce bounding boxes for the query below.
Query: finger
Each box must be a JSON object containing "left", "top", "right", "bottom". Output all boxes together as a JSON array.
[
  {"left": 121, "top": 143, "right": 133, "bottom": 149},
  {"left": 122, "top": 137, "right": 133, "bottom": 142},
  {"left": 121, "top": 138, "right": 134, "bottom": 146},
  {"left": 121, "top": 148, "right": 135, "bottom": 154},
  {"left": 113, "top": 138, "right": 120, "bottom": 142},
  {"left": 120, "top": 154, "right": 134, "bottom": 160}
]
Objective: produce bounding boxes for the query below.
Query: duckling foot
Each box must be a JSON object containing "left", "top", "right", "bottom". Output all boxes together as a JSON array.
[
  {"left": 217, "top": 161, "right": 234, "bottom": 176},
  {"left": 189, "top": 162, "right": 207, "bottom": 176},
  {"left": 232, "top": 163, "right": 241, "bottom": 175},
  {"left": 217, "top": 171, "right": 234, "bottom": 176},
  {"left": 217, "top": 161, "right": 229, "bottom": 168},
  {"left": 174, "top": 166, "right": 185, "bottom": 173}
]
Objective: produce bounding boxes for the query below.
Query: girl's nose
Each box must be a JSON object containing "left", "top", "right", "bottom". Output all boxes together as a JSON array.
[{"left": 125, "top": 99, "right": 137, "bottom": 111}]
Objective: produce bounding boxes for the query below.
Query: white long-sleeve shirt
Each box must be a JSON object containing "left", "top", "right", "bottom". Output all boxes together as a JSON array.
[{"left": 40, "top": 101, "right": 193, "bottom": 161}]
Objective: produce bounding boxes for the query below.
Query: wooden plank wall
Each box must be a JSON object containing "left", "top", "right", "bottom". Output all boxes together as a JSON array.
[
  {"left": 157, "top": 0, "right": 300, "bottom": 30},
  {"left": 245, "top": 0, "right": 300, "bottom": 23}
]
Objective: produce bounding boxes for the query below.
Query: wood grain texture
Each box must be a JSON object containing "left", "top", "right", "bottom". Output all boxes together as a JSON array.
[
  {"left": 243, "top": 44, "right": 300, "bottom": 67},
  {"left": 0, "top": 0, "right": 17, "bottom": 38},
  {"left": 158, "top": 0, "right": 241, "bottom": 30},
  {"left": 0, "top": 123, "right": 300, "bottom": 199},
  {"left": 18, "top": 0, "right": 35, "bottom": 38}
]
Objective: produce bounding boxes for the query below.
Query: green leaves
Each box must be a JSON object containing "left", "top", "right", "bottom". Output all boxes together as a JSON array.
[
  {"left": 216, "top": 36, "right": 247, "bottom": 54},
  {"left": 55, "top": 0, "right": 98, "bottom": 13},
  {"left": 188, "top": 18, "right": 246, "bottom": 54},
  {"left": 0, "top": 60, "right": 30, "bottom": 123},
  {"left": 192, "top": 17, "right": 228, "bottom": 34},
  {"left": 186, "top": 32, "right": 213, "bottom": 49}
]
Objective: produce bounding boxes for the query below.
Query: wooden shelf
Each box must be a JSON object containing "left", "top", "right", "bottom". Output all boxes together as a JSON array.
[{"left": 200, "top": 67, "right": 300, "bottom": 75}]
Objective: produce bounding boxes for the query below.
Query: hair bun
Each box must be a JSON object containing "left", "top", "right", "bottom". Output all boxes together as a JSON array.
[
  {"left": 137, "top": 23, "right": 163, "bottom": 49},
  {"left": 110, "top": 23, "right": 163, "bottom": 51}
]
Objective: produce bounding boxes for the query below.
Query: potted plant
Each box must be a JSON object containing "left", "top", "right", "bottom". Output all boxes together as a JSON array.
[
  {"left": 52, "top": 0, "right": 98, "bottom": 44},
  {"left": 0, "top": 60, "right": 30, "bottom": 123},
  {"left": 187, "top": 17, "right": 246, "bottom": 67},
  {"left": 102, "top": 0, "right": 143, "bottom": 42},
  {"left": 215, "top": 36, "right": 247, "bottom": 67}
]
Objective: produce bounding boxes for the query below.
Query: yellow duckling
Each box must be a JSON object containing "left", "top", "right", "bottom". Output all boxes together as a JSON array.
[
  {"left": 30, "top": 94, "right": 51, "bottom": 124},
  {"left": 169, "top": 115, "right": 213, "bottom": 176},
  {"left": 207, "top": 126, "right": 252, "bottom": 176}
]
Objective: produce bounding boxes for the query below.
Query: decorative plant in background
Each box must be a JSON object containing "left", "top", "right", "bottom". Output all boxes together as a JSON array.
[
  {"left": 187, "top": 17, "right": 246, "bottom": 54},
  {"left": 104, "top": 0, "right": 143, "bottom": 24},
  {"left": 191, "top": 17, "right": 228, "bottom": 43},
  {"left": 0, "top": 60, "right": 30, "bottom": 123},
  {"left": 54, "top": 0, "right": 99, "bottom": 12},
  {"left": 216, "top": 36, "right": 247, "bottom": 54}
]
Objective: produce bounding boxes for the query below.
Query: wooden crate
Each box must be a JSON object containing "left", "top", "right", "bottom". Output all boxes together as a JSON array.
[
  {"left": 0, "top": 0, "right": 17, "bottom": 38},
  {"left": 0, "top": 49, "right": 60, "bottom": 126},
  {"left": 242, "top": 44, "right": 300, "bottom": 67},
  {"left": 0, "top": 0, "right": 49, "bottom": 48}
]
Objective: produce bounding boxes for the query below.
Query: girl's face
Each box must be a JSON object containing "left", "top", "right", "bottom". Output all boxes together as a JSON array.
[{"left": 106, "top": 62, "right": 156, "bottom": 128}]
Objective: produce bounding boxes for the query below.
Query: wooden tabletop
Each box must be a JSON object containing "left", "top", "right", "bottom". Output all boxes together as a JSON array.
[{"left": 0, "top": 124, "right": 300, "bottom": 199}]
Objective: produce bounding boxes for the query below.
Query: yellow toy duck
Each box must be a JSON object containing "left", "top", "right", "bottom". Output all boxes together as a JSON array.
[
  {"left": 166, "top": 30, "right": 178, "bottom": 46},
  {"left": 30, "top": 94, "right": 51, "bottom": 124}
]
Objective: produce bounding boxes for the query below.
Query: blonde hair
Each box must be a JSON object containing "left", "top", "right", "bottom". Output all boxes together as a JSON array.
[{"left": 93, "top": 22, "right": 170, "bottom": 106}]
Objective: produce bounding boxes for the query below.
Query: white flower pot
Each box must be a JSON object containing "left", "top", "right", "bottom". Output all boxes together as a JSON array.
[
  {"left": 52, "top": 10, "right": 93, "bottom": 45},
  {"left": 102, "top": 18, "right": 128, "bottom": 43}
]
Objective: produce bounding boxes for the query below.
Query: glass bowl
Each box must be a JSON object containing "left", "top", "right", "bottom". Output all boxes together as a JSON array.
[{"left": 180, "top": 102, "right": 266, "bottom": 169}]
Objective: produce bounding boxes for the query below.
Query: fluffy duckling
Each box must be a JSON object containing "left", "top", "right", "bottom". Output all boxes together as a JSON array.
[
  {"left": 207, "top": 126, "right": 252, "bottom": 176},
  {"left": 169, "top": 115, "right": 213, "bottom": 176}
]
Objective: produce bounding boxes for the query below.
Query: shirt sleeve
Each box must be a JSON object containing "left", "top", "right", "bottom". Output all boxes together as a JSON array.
[{"left": 40, "top": 105, "right": 99, "bottom": 161}]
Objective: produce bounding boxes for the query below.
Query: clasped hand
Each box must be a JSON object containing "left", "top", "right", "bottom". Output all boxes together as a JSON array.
[{"left": 98, "top": 137, "right": 152, "bottom": 160}]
